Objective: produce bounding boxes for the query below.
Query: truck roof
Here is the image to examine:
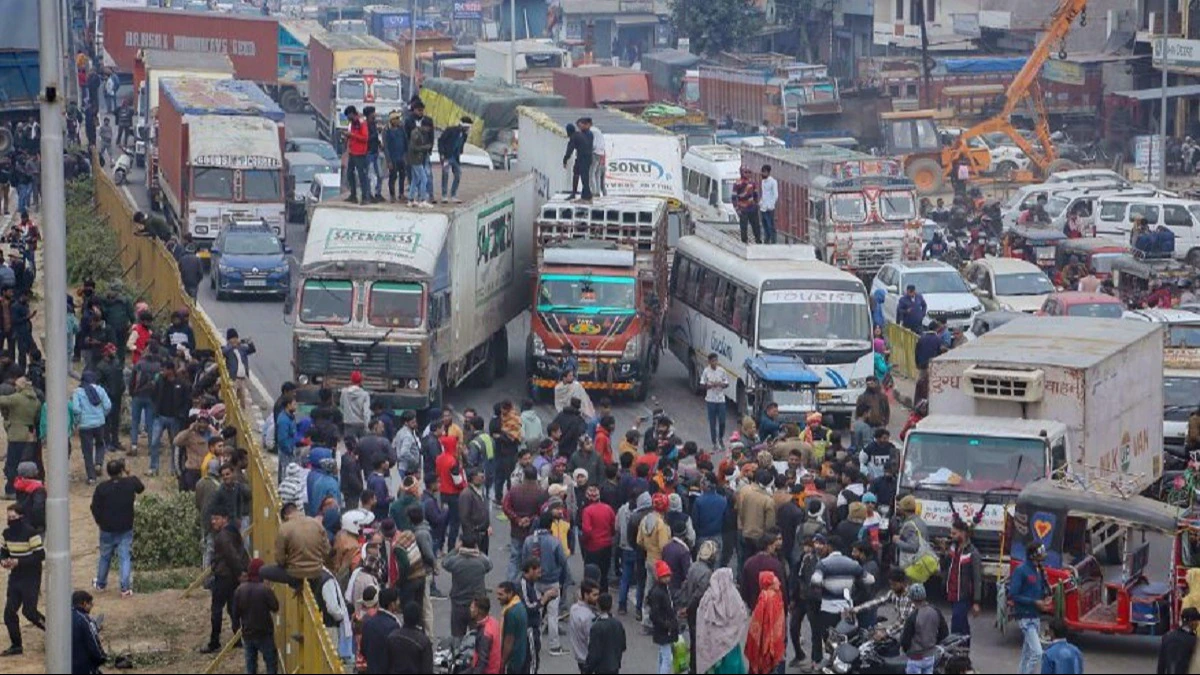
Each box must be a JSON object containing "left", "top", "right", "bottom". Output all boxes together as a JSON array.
[
  {"left": 160, "top": 78, "right": 285, "bottom": 122},
  {"left": 519, "top": 106, "right": 676, "bottom": 136},
  {"left": 142, "top": 50, "right": 235, "bottom": 73},
  {"left": 311, "top": 32, "right": 394, "bottom": 51},
  {"left": 913, "top": 414, "right": 1065, "bottom": 439},
  {"left": 279, "top": 18, "right": 326, "bottom": 46},
  {"left": 934, "top": 317, "right": 1161, "bottom": 370},
  {"left": 188, "top": 116, "right": 283, "bottom": 167}
]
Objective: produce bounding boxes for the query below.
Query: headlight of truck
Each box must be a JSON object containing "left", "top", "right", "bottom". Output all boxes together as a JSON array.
[
  {"left": 532, "top": 334, "right": 546, "bottom": 356},
  {"left": 622, "top": 338, "right": 639, "bottom": 360},
  {"left": 298, "top": 374, "right": 310, "bottom": 385}
]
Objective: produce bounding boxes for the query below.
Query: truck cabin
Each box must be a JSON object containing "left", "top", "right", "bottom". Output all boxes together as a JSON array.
[
  {"left": 535, "top": 245, "right": 640, "bottom": 351},
  {"left": 336, "top": 69, "right": 403, "bottom": 110},
  {"left": 185, "top": 116, "right": 284, "bottom": 238},
  {"left": 780, "top": 66, "right": 841, "bottom": 122}
]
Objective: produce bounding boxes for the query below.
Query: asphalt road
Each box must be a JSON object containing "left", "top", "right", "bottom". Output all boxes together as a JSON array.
[{"left": 111, "top": 112, "right": 1164, "bottom": 674}]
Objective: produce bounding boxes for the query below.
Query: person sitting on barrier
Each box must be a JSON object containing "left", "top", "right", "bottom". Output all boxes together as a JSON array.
[
  {"left": 260, "top": 502, "right": 331, "bottom": 591},
  {"left": 132, "top": 211, "right": 171, "bottom": 243}
]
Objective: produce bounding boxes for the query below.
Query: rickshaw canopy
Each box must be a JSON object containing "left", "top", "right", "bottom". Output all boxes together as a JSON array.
[
  {"left": 1008, "top": 224, "right": 1068, "bottom": 244},
  {"left": 1017, "top": 479, "right": 1181, "bottom": 534},
  {"left": 1109, "top": 254, "right": 1193, "bottom": 282},
  {"left": 1057, "top": 237, "right": 1128, "bottom": 257}
]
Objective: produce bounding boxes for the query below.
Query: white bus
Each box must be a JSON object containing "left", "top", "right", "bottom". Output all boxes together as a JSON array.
[
  {"left": 666, "top": 224, "right": 874, "bottom": 423},
  {"left": 681, "top": 145, "right": 742, "bottom": 224}
]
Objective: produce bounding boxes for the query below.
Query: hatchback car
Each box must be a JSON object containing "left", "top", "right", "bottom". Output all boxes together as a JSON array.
[
  {"left": 1036, "top": 291, "right": 1124, "bottom": 318},
  {"left": 286, "top": 152, "right": 341, "bottom": 223},
  {"left": 871, "top": 261, "right": 983, "bottom": 330},
  {"left": 209, "top": 222, "right": 292, "bottom": 300}
]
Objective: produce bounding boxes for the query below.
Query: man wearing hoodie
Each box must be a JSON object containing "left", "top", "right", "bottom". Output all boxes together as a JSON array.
[
  {"left": 522, "top": 512, "right": 571, "bottom": 656},
  {"left": 307, "top": 457, "right": 343, "bottom": 518},
  {"left": 580, "top": 485, "right": 616, "bottom": 588},
  {"left": 1, "top": 502, "right": 44, "bottom": 657},
  {"left": 435, "top": 435, "right": 465, "bottom": 556},
  {"left": 519, "top": 400, "right": 543, "bottom": 452},
  {"left": 12, "top": 463, "right": 44, "bottom": 534},
  {"left": 339, "top": 371, "right": 371, "bottom": 439}
]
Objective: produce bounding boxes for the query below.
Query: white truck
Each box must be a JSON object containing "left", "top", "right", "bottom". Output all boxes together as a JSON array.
[
  {"left": 291, "top": 170, "right": 535, "bottom": 412},
  {"left": 475, "top": 39, "right": 571, "bottom": 90},
  {"left": 517, "top": 106, "right": 685, "bottom": 206},
  {"left": 899, "top": 317, "right": 1164, "bottom": 578}
]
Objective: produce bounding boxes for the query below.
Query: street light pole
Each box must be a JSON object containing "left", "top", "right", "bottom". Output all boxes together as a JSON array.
[
  {"left": 510, "top": 0, "right": 518, "bottom": 85},
  {"left": 38, "top": 0, "right": 72, "bottom": 670},
  {"left": 1160, "top": 0, "right": 1170, "bottom": 188}
]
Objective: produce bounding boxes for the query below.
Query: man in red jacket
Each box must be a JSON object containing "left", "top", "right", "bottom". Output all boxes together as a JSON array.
[
  {"left": 343, "top": 106, "right": 371, "bottom": 204},
  {"left": 580, "top": 486, "right": 616, "bottom": 588},
  {"left": 435, "top": 434, "right": 465, "bottom": 555}
]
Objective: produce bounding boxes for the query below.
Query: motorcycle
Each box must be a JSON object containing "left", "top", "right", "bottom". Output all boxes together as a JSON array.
[
  {"left": 823, "top": 625, "right": 970, "bottom": 674},
  {"left": 112, "top": 146, "right": 133, "bottom": 186},
  {"left": 434, "top": 632, "right": 476, "bottom": 674}
]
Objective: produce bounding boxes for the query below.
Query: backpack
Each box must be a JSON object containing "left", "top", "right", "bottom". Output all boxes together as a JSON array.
[{"left": 627, "top": 510, "right": 649, "bottom": 551}]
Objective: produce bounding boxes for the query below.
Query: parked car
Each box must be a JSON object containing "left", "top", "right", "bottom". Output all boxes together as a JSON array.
[
  {"left": 304, "top": 173, "right": 343, "bottom": 230},
  {"left": 964, "top": 310, "right": 1028, "bottom": 341},
  {"left": 871, "top": 260, "right": 983, "bottom": 330},
  {"left": 963, "top": 257, "right": 1055, "bottom": 313},
  {"left": 285, "top": 136, "right": 339, "bottom": 162},
  {"left": 286, "top": 152, "right": 341, "bottom": 223},
  {"left": 1036, "top": 291, "right": 1124, "bottom": 318},
  {"left": 209, "top": 220, "right": 292, "bottom": 300}
]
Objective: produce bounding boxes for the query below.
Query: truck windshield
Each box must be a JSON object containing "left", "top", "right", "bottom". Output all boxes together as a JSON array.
[
  {"left": 537, "top": 274, "right": 636, "bottom": 314},
  {"left": 374, "top": 81, "right": 402, "bottom": 101},
  {"left": 368, "top": 281, "right": 423, "bottom": 328},
  {"left": 338, "top": 79, "right": 366, "bottom": 99},
  {"left": 243, "top": 170, "right": 282, "bottom": 201},
  {"left": 829, "top": 194, "right": 867, "bottom": 222},
  {"left": 192, "top": 167, "right": 235, "bottom": 200},
  {"left": 300, "top": 279, "right": 353, "bottom": 325},
  {"left": 783, "top": 86, "right": 807, "bottom": 106},
  {"left": 879, "top": 191, "right": 916, "bottom": 220},
  {"left": 902, "top": 432, "right": 1044, "bottom": 491},
  {"left": 758, "top": 289, "right": 871, "bottom": 347},
  {"left": 1167, "top": 325, "right": 1200, "bottom": 348},
  {"left": 1165, "top": 375, "right": 1200, "bottom": 420}
]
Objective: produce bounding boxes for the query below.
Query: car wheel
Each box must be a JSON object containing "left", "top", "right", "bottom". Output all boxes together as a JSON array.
[{"left": 1187, "top": 248, "right": 1200, "bottom": 267}]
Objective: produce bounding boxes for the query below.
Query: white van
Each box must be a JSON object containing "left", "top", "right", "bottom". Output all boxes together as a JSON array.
[
  {"left": 1000, "top": 180, "right": 1127, "bottom": 229},
  {"left": 1094, "top": 195, "right": 1200, "bottom": 264},
  {"left": 682, "top": 144, "right": 742, "bottom": 223},
  {"left": 1044, "top": 186, "right": 1157, "bottom": 235}
]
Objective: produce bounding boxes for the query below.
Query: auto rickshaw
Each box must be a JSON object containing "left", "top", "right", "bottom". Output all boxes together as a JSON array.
[
  {"left": 1109, "top": 254, "right": 1195, "bottom": 307},
  {"left": 1004, "top": 224, "right": 1067, "bottom": 275},
  {"left": 1003, "top": 479, "right": 1187, "bottom": 636},
  {"left": 1054, "top": 237, "right": 1130, "bottom": 283},
  {"left": 742, "top": 355, "right": 822, "bottom": 427}
]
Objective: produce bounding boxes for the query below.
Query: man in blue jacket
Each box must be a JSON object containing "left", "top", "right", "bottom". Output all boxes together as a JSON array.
[
  {"left": 895, "top": 284, "right": 927, "bottom": 333},
  {"left": 71, "top": 591, "right": 106, "bottom": 674},
  {"left": 1009, "top": 542, "right": 1052, "bottom": 674},
  {"left": 437, "top": 116, "right": 471, "bottom": 203},
  {"left": 383, "top": 111, "right": 408, "bottom": 202},
  {"left": 1041, "top": 617, "right": 1083, "bottom": 674},
  {"left": 690, "top": 476, "right": 727, "bottom": 561}
]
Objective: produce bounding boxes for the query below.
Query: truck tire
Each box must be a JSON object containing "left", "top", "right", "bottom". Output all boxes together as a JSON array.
[
  {"left": 279, "top": 89, "right": 305, "bottom": 114},
  {"left": 492, "top": 329, "right": 510, "bottom": 378},
  {"left": 907, "top": 158, "right": 945, "bottom": 195},
  {"left": 1044, "top": 158, "right": 1079, "bottom": 178}
]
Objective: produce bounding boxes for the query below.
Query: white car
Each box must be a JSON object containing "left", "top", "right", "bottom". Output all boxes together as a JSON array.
[
  {"left": 871, "top": 261, "right": 984, "bottom": 331},
  {"left": 1122, "top": 308, "right": 1200, "bottom": 451},
  {"left": 963, "top": 257, "right": 1055, "bottom": 313},
  {"left": 1000, "top": 180, "right": 1130, "bottom": 229}
]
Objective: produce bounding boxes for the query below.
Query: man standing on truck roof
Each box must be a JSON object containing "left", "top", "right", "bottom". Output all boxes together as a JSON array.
[
  {"left": 363, "top": 106, "right": 385, "bottom": 204},
  {"left": 343, "top": 106, "right": 371, "bottom": 205},
  {"left": 563, "top": 119, "right": 594, "bottom": 202},
  {"left": 733, "top": 167, "right": 762, "bottom": 244},
  {"left": 760, "top": 164, "right": 778, "bottom": 244},
  {"left": 590, "top": 123, "right": 607, "bottom": 198},
  {"left": 384, "top": 112, "right": 408, "bottom": 203},
  {"left": 438, "top": 117, "right": 472, "bottom": 204}
]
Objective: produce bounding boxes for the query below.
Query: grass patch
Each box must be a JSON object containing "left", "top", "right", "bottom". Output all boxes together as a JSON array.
[{"left": 132, "top": 567, "right": 203, "bottom": 594}]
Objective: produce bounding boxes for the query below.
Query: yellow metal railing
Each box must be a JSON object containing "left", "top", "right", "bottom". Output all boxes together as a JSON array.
[
  {"left": 884, "top": 322, "right": 920, "bottom": 380},
  {"left": 93, "top": 165, "right": 344, "bottom": 674}
]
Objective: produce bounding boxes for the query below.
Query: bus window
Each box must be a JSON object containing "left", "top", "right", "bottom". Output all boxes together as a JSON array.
[
  {"left": 686, "top": 259, "right": 703, "bottom": 304},
  {"left": 699, "top": 268, "right": 719, "bottom": 315},
  {"left": 715, "top": 277, "right": 733, "bottom": 323},
  {"left": 672, "top": 257, "right": 689, "bottom": 298},
  {"left": 685, "top": 168, "right": 699, "bottom": 195}
]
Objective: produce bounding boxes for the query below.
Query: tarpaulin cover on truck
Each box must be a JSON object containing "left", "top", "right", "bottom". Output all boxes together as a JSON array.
[
  {"left": 420, "top": 77, "right": 564, "bottom": 146},
  {"left": 939, "top": 57, "right": 1027, "bottom": 74},
  {"left": 159, "top": 78, "right": 285, "bottom": 122}
]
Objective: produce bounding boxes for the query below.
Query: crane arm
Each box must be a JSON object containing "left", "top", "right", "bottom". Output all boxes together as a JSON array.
[{"left": 943, "top": 0, "right": 1088, "bottom": 175}]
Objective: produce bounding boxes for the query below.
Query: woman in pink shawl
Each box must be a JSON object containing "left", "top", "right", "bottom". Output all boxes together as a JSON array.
[{"left": 696, "top": 567, "right": 749, "bottom": 674}]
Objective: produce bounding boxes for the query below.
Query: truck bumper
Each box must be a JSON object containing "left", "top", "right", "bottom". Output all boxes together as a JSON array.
[
  {"left": 816, "top": 388, "right": 863, "bottom": 415},
  {"left": 295, "top": 384, "right": 432, "bottom": 415},
  {"left": 528, "top": 355, "right": 645, "bottom": 393}
]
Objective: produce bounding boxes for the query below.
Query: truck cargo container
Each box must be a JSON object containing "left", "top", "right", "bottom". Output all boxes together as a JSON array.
[
  {"left": 307, "top": 32, "right": 404, "bottom": 150},
  {"left": 740, "top": 145, "right": 923, "bottom": 276},
  {"left": 699, "top": 53, "right": 841, "bottom": 131},
  {"left": 292, "top": 171, "right": 536, "bottom": 411},
  {"left": 642, "top": 49, "right": 701, "bottom": 105},
  {"left": 156, "top": 79, "right": 287, "bottom": 246},
  {"left": 133, "top": 51, "right": 235, "bottom": 168},
  {"left": 517, "top": 106, "right": 684, "bottom": 204},
  {"left": 99, "top": 7, "right": 311, "bottom": 112},
  {"left": 362, "top": 5, "right": 412, "bottom": 43},
  {"left": 277, "top": 19, "right": 326, "bottom": 111},
  {"left": 552, "top": 67, "right": 651, "bottom": 109},
  {"left": 420, "top": 78, "right": 564, "bottom": 168},
  {"left": 900, "top": 317, "right": 1164, "bottom": 578},
  {"left": 527, "top": 196, "right": 669, "bottom": 401},
  {"left": 398, "top": 31, "right": 456, "bottom": 84},
  {"left": 0, "top": 0, "right": 39, "bottom": 139},
  {"left": 475, "top": 39, "right": 570, "bottom": 92}
]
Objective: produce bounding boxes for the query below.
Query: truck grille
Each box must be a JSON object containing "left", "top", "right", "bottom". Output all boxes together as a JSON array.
[
  {"left": 928, "top": 309, "right": 973, "bottom": 321},
  {"left": 852, "top": 244, "right": 901, "bottom": 271},
  {"left": 297, "top": 342, "right": 422, "bottom": 379}
]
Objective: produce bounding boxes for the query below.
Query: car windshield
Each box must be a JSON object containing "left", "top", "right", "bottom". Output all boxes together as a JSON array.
[
  {"left": 243, "top": 169, "right": 282, "bottom": 201},
  {"left": 1065, "top": 302, "right": 1123, "bottom": 318},
  {"left": 300, "top": 280, "right": 352, "bottom": 325},
  {"left": 1046, "top": 196, "right": 1071, "bottom": 218},
  {"left": 904, "top": 271, "right": 969, "bottom": 294},
  {"left": 368, "top": 281, "right": 423, "bottom": 328},
  {"left": 829, "top": 194, "right": 867, "bottom": 222},
  {"left": 222, "top": 232, "right": 282, "bottom": 256},
  {"left": 902, "top": 432, "right": 1044, "bottom": 492},
  {"left": 1165, "top": 376, "right": 1200, "bottom": 420},
  {"left": 758, "top": 289, "right": 871, "bottom": 347},
  {"left": 879, "top": 191, "right": 916, "bottom": 220},
  {"left": 1167, "top": 324, "right": 1200, "bottom": 348},
  {"left": 291, "top": 164, "right": 338, "bottom": 184},
  {"left": 293, "top": 141, "right": 338, "bottom": 162},
  {"left": 537, "top": 275, "right": 636, "bottom": 314},
  {"left": 995, "top": 272, "right": 1053, "bottom": 296},
  {"left": 192, "top": 167, "right": 235, "bottom": 199}
]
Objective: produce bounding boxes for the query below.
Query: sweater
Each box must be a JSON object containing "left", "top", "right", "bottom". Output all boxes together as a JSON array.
[
  {"left": 89, "top": 476, "right": 144, "bottom": 533},
  {"left": 339, "top": 385, "right": 371, "bottom": 426},
  {"left": 443, "top": 548, "right": 493, "bottom": 607},
  {"left": 234, "top": 580, "right": 279, "bottom": 640}
]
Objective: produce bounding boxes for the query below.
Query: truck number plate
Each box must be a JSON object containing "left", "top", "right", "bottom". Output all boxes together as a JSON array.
[
  {"left": 818, "top": 391, "right": 833, "bottom": 402},
  {"left": 244, "top": 280, "right": 267, "bottom": 287}
]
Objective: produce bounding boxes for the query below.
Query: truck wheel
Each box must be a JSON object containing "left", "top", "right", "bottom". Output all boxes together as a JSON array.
[
  {"left": 492, "top": 329, "right": 510, "bottom": 378},
  {"left": 1045, "top": 158, "right": 1079, "bottom": 177},
  {"left": 907, "top": 158, "right": 945, "bottom": 195},
  {"left": 279, "top": 89, "right": 305, "bottom": 114}
]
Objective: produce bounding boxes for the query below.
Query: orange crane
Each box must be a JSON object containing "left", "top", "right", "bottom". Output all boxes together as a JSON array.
[{"left": 942, "top": 0, "right": 1088, "bottom": 179}]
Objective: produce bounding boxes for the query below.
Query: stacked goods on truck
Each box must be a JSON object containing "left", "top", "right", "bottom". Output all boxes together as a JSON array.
[
  {"left": 475, "top": 39, "right": 571, "bottom": 91},
  {"left": 528, "top": 196, "right": 670, "bottom": 401},
  {"left": 307, "top": 32, "right": 405, "bottom": 150},
  {"left": 740, "top": 144, "right": 923, "bottom": 276},
  {"left": 98, "top": 7, "right": 311, "bottom": 113},
  {"left": 0, "top": 0, "right": 38, "bottom": 147},
  {"left": 517, "top": 106, "right": 685, "bottom": 204},
  {"left": 156, "top": 78, "right": 287, "bottom": 247},
  {"left": 419, "top": 77, "right": 565, "bottom": 167},
  {"left": 699, "top": 52, "right": 841, "bottom": 131},
  {"left": 292, "top": 171, "right": 535, "bottom": 410},
  {"left": 900, "top": 317, "right": 1164, "bottom": 578},
  {"left": 133, "top": 51, "right": 235, "bottom": 168},
  {"left": 551, "top": 67, "right": 651, "bottom": 109},
  {"left": 642, "top": 49, "right": 701, "bottom": 105}
]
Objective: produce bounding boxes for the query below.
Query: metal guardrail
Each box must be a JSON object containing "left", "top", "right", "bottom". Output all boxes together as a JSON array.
[
  {"left": 885, "top": 321, "right": 920, "bottom": 380},
  {"left": 93, "top": 165, "right": 344, "bottom": 674}
]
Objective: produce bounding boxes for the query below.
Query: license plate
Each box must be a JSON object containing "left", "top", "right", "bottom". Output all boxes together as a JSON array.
[
  {"left": 244, "top": 280, "right": 266, "bottom": 287},
  {"left": 818, "top": 391, "right": 833, "bottom": 402},
  {"left": 577, "top": 360, "right": 594, "bottom": 375}
]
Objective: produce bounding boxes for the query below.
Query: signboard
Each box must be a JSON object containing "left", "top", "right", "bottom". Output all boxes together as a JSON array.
[
  {"left": 192, "top": 154, "right": 281, "bottom": 169},
  {"left": 476, "top": 199, "right": 516, "bottom": 307},
  {"left": 761, "top": 289, "right": 868, "bottom": 305},
  {"left": 1042, "top": 59, "right": 1085, "bottom": 86},
  {"left": 453, "top": 1, "right": 483, "bottom": 20},
  {"left": 916, "top": 498, "right": 1009, "bottom": 532},
  {"left": 324, "top": 227, "right": 422, "bottom": 259},
  {"left": 1153, "top": 38, "right": 1200, "bottom": 69},
  {"left": 1135, "top": 135, "right": 1165, "bottom": 183}
]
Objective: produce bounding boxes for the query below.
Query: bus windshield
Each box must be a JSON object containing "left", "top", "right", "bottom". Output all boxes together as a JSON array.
[
  {"left": 757, "top": 288, "right": 871, "bottom": 348},
  {"left": 829, "top": 194, "right": 867, "bottom": 223},
  {"left": 537, "top": 274, "right": 636, "bottom": 314},
  {"left": 902, "top": 432, "right": 1044, "bottom": 492},
  {"left": 300, "top": 279, "right": 353, "bottom": 325}
]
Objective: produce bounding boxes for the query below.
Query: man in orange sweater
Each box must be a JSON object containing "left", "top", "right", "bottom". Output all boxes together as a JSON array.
[{"left": 344, "top": 106, "right": 371, "bottom": 204}]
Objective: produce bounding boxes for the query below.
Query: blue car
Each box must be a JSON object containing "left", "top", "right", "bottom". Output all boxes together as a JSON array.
[{"left": 209, "top": 224, "right": 292, "bottom": 300}]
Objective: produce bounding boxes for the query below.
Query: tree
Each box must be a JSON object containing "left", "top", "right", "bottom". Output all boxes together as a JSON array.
[{"left": 670, "top": 0, "right": 763, "bottom": 56}]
